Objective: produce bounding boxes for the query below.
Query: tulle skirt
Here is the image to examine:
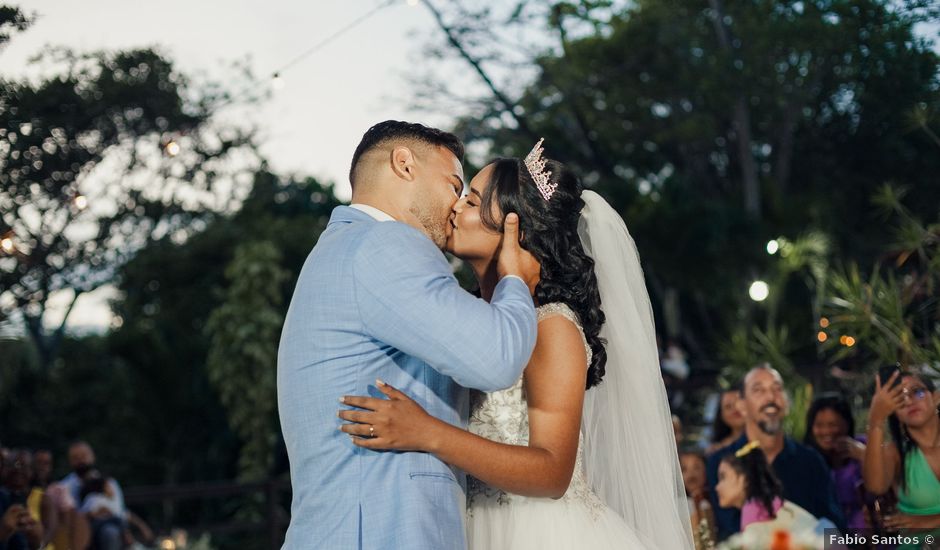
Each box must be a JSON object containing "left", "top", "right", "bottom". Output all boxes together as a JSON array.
[{"left": 467, "top": 493, "right": 656, "bottom": 550}]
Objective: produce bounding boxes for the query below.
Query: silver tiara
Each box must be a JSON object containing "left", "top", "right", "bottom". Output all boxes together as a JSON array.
[{"left": 524, "top": 138, "right": 555, "bottom": 201}]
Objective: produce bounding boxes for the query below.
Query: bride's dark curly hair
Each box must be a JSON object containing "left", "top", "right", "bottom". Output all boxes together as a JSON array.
[{"left": 478, "top": 157, "right": 607, "bottom": 389}]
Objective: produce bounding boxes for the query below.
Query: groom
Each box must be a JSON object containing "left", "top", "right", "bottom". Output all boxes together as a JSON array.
[{"left": 278, "top": 121, "right": 540, "bottom": 549}]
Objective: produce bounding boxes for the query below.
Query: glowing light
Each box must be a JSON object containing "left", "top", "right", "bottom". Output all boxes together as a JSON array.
[
  {"left": 74, "top": 195, "right": 88, "bottom": 210},
  {"left": 819, "top": 317, "right": 830, "bottom": 328},
  {"left": 817, "top": 331, "right": 828, "bottom": 343},
  {"left": 271, "top": 73, "right": 285, "bottom": 90},
  {"left": 165, "top": 141, "right": 181, "bottom": 156},
  {"left": 1, "top": 238, "right": 13, "bottom": 253},
  {"left": 749, "top": 280, "right": 769, "bottom": 302},
  {"left": 766, "top": 240, "right": 779, "bottom": 255},
  {"left": 844, "top": 336, "right": 856, "bottom": 347}
]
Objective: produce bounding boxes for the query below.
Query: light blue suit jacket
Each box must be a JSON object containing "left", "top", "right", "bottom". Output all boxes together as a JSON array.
[{"left": 277, "top": 206, "right": 537, "bottom": 550}]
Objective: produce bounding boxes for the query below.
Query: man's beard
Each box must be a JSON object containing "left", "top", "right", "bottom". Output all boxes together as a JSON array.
[
  {"left": 757, "top": 419, "right": 782, "bottom": 435},
  {"left": 756, "top": 404, "right": 784, "bottom": 435},
  {"left": 409, "top": 202, "right": 447, "bottom": 250}
]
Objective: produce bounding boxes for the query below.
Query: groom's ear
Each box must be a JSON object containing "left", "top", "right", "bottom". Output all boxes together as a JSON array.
[{"left": 390, "top": 146, "right": 418, "bottom": 181}]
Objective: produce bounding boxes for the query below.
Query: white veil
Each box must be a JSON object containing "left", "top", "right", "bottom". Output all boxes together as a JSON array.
[{"left": 578, "top": 190, "right": 694, "bottom": 550}]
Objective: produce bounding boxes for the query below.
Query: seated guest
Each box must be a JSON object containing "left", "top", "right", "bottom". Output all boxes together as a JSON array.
[
  {"left": 706, "top": 364, "right": 845, "bottom": 541},
  {"left": 715, "top": 441, "right": 836, "bottom": 548},
  {"left": 59, "top": 442, "right": 124, "bottom": 550},
  {"left": 78, "top": 470, "right": 124, "bottom": 523},
  {"left": 804, "top": 393, "right": 870, "bottom": 530},
  {"left": 26, "top": 450, "right": 58, "bottom": 550},
  {"left": 706, "top": 388, "right": 746, "bottom": 455},
  {"left": 863, "top": 369, "right": 940, "bottom": 550},
  {"left": 680, "top": 450, "right": 716, "bottom": 549},
  {"left": 0, "top": 450, "right": 43, "bottom": 550}
]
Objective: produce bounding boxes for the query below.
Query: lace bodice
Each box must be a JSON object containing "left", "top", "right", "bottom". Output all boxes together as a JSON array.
[{"left": 467, "top": 303, "right": 605, "bottom": 517}]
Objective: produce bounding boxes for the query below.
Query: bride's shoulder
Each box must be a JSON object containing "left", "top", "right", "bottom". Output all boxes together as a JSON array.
[{"left": 536, "top": 302, "right": 580, "bottom": 325}]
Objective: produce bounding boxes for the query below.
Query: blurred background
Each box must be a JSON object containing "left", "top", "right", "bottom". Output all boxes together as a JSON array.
[{"left": 1, "top": 1, "right": 938, "bottom": 548}]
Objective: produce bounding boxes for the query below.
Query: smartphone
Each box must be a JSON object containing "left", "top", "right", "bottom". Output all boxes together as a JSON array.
[{"left": 878, "top": 364, "right": 901, "bottom": 389}]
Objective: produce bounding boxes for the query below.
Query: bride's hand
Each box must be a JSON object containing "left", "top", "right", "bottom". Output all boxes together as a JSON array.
[{"left": 338, "top": 380, "right": 440, "bottom": 452}]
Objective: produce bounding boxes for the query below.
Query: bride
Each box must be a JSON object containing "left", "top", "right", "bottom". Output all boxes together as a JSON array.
[{"left": 338, "top": 139, "right": 694, "bottom": 550}]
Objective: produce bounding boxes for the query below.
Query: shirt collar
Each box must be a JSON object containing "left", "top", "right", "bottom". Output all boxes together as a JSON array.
[{"left": 349, "top": 203, "right": 396, "bottom": 222}]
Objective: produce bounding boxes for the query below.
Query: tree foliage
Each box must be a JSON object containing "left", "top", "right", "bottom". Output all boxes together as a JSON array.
[
  {"left": 0, "top": 42, "right": 259, "bottom": 368},
  {"left": 420, "top": 0, "right": 940, "bottom": 382},
  {"left": 206, "top": 241, "right": 287, "bottom": 482}
]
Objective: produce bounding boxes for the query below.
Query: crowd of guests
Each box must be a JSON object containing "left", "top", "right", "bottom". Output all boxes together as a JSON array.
[
  {"left": 0, "top": 441, "right": 147, "bottom": 550},
  {"left": 675, "top": 363, "right": 940, "bottom": 549}
]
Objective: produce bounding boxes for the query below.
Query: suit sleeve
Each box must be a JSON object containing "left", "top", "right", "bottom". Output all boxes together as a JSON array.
[{"left": 353, "top": 222, "right": 537, "bottom": 391}]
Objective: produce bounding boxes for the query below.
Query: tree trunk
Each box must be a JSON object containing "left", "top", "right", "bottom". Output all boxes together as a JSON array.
[
  {"left": 708, "top": 0, "right": 761, "bottom": 219},
  {"left": 22, "top": 290, "right": 82, "bottom": 371}
]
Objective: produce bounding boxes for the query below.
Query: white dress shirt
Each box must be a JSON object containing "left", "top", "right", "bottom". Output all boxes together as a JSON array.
[{"left": 350, "top": 203, "right": 395, "bottom": 222}]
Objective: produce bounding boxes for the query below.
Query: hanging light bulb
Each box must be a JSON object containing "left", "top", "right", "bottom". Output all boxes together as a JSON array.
[
  {"left": 74, "top": 195, "right": 88, "bottom": 210},
  {"left": 749, "top": 280, "right": 769, "bottom": 302},
  {"left": 1, "top": 237, "right": 14, "bottom": 253},
  {"left": 165, "top": 141, "right": 181, "bottom": 156}
]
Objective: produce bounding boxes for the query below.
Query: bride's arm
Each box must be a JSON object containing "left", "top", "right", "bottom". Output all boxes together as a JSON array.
[{"left": 339, "top": 316, "right": 587, "bottom": 499}]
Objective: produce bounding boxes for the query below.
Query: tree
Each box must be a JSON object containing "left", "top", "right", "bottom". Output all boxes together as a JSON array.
[
  {"left": 105, "top": 170, "right": 339, "bottom": 483},
  {"left": 206, "top": 241, "right": 287, "bottom": 482},
  {"left": 822, "top": 184, "right": 940, "bottom": 383},
  {"left": 416, "top": 0, "right": 940, "bottom": 377},
  {"left": 0, "top": 4, "right": 30, "bottom": 48},
  {"left": 0, "top": 40, "right": 260, "bottom": 369}
]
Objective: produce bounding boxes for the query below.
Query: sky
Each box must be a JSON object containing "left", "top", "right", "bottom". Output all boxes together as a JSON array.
[{"left": 2, "top": 0, "right": 458, "bottom": 330}]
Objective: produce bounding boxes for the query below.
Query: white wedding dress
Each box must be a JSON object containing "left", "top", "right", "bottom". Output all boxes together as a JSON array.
[{"left": 465, "top": 303, "right": 657, "bottom": 550}]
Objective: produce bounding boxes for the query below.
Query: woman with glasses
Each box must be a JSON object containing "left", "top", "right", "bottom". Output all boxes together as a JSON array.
[{"left": 863, "top": 370, "right": 940, "bottom": 548}]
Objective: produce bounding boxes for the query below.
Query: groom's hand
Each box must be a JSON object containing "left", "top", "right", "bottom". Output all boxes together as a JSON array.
[{"left": 497, "top": 213, "right": 540, "bottom": 293}]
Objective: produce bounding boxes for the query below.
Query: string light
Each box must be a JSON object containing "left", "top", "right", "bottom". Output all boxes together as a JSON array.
[
  {"left": 817, "top": 331, "right": 828, "bottom": 343},
  {"left": 165, "top": 141, "right": 181, "bottom": 156},
  {"left": 766, "top": 240, "right": 779, "bottom": 255},
  {"left": 268, "top": 0, "right": 398, "bottom": 79},
  {"left": 749, "top": 280, "right": 769, "bottom": 302},
  {"left": 1, "top": 237, "right": 14, "bottom": 253},
  {"left": 819, "top": 317, "right": 830, "bottom": 328},
  {"left": 208, "top": 0, "right": 401, "bottom": 113},
  {"left": 74, "top": 195, "right": 88, "bottom": 210}
]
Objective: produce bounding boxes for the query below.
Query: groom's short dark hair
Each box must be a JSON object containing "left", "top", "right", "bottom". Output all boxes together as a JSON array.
[{"left": 349, "top": 120, "right": 464, "bottom": 186}]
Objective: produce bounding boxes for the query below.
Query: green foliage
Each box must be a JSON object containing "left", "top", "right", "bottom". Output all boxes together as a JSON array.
[
  {"left": 0, "top": 39, "right": 259, "bottom": 367},
  {"left": 821, "top": 185, "right": 940, "bottom": 382},
  {"left": 430, "top": 0, "right": 940, "bottom": 408},
  {"left": 206, "top": 241, "right": 288, "bottom": 481},
  {"left": 720, "top": 325, "right": 797, "bottom": 384},
  {"left": 782, "top": 382, "right": 814, "bottom": 442},
  {"left": 0, "top": 5, "right": 31, "bottom": 47}
]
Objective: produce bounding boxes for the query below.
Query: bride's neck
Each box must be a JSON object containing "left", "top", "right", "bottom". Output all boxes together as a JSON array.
[{"left": 470, "top": 258, "right": 499, "bottom": 302}]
